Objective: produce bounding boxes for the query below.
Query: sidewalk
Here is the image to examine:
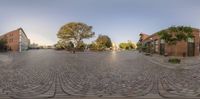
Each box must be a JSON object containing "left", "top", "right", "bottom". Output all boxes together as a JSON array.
[{"left": 143, "top": 53, "right": 200, "bottom": 69}]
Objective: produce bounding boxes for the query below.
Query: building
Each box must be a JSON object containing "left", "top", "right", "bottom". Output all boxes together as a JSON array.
[
  {"left": 0, "top": 28, "right": 30, "bottom": 52},
  {"left": 139, "top": 28, "right": 200, "bottom": 57},
  {"left": 29, "top": 43, "right": 39, "bottom": 49},
  {"left": 112, "top": 43, "right": 119, "bottom": 51}
]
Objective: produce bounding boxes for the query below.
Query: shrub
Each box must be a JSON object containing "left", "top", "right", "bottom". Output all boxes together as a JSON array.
[{"left": 168, "top": 58, "right": 181, "bottom": 64}]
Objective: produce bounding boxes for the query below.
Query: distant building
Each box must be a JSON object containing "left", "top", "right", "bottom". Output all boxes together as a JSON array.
[
  {"left": 44, "top": 45, "right": 54, "bottom": 49},
  {"left": 0, "top": 28, "right": 30, "bottom": 52},
  {"left": 29, "top": 43, "right": 39, "bottom": 49},
  {"left": 39, "top": 45, "right": 54, "bottom": 49},
  {"left": 112, "top": 43, "right": 119, "bottom": 51}
]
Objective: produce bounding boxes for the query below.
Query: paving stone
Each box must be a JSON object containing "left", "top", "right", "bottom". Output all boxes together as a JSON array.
[{"left": 0, "top": 50, "right": 200, "bottom": 98}]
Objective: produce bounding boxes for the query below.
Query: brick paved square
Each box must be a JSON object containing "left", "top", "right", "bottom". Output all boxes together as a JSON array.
[{"left": 0, "top": 50, "right": 200, "bottom": 99}]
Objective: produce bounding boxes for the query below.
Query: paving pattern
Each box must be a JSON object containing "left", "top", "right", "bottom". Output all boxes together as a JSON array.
[{"left": 0, "top": 50, "right": 200, "bottom": 99}]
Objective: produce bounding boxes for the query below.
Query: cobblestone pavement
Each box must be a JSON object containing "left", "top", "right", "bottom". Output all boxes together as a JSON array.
[
  {"left": 1, "top": 50, "right": 200, "bottom": 99},
  {"left": 145, "top": 54, "right": 200, "bottom": 69}
]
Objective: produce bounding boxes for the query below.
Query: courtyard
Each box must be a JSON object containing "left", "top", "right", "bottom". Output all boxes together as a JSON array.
[{"left": 0, "top": 50, "right": 200, "bottom": 99}]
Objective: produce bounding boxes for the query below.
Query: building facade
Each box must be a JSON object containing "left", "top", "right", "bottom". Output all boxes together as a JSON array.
[
  {"left": 139, "top": 29, "right": 200, "bottom": 57},
  {"left": 0, "top": 28, "right": 30, "bottom": 52}
]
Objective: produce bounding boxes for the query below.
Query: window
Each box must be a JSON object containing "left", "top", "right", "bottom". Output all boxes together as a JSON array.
[
  {"left": 160, "top": 39, "right": 165, "bottom": 44},
  {"left": 9, "top": 38, "right": 13, "bottom": 43},
  {"left": 188, "top": 38, "right": 194, "bottom": 43},
  {"left": 155, "top": 40, "right": 159, "bottom": 53},
  {"left": 10, "top": 33, "right": 13, "bottom": 37}
]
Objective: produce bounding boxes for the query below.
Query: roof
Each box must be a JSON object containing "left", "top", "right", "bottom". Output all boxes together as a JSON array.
[
  {"left": 0, "top": 28, "right": 29, "bottom": 39},
  {"left": 139, "top": 33, "right": 149, "bottom": 37},
  {"left": 17, "top": 28, "right": 29, "bottom": 39},
  {"left": 142, "top": 33, "right": 158, "bottom": 41},
  {"left": 139, "top": 33, "right": 150, "bottom": 42}
]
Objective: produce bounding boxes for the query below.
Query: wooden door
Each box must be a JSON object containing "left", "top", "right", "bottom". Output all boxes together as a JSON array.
[
  {"left": 188, "top": 42, "right": 195, "bottom": 56},
  {"left": 160, "top": 44, "right": 165, "bottom": 55}
]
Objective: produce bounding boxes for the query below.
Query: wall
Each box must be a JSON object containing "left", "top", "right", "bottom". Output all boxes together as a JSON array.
[
  {"left": 3, "top": 30, "right": 20, "bottom": 51},
  {"left": 19, "top": 29, "right": 29, "bottom": 51},
  {"left": 0, "top": 28, "right": 30, "bottom": 52},
  {"left": 141, "top": 29, "right": 200, "bottom": 56}
]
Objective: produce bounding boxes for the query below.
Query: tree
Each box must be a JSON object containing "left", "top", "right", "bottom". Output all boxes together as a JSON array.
[
  {"left": 57, "top": 22, "right": 95, "bottom": 50},
  {"left": 55, "top": 40, "right": 74, "bottom": 50},
  {"left": 157, "top": 26, "right": 194, "bottom": 56},
  {"left": 0, "top": 39, "right": 7, "bottom": 51},
  {"left": 55, "top": 40, "right": 66, "bottom": 50},
  {"left": 127, "top": 40, "right": 137, "bottom": 49},
  {"left": 119, "top": 43, "right": 128, "bottom": 50},
  {"left": 119, "top": 41, "right": 136, "bottom": 50},
  {"left": 88, "top": 42, "right": 98, "bottom": 51},
  {"left": 76, "top": 41, "right": 86, "bottom": 51},
  {"left": 95, "top": 35, "right": 112, "bottom": 51}
]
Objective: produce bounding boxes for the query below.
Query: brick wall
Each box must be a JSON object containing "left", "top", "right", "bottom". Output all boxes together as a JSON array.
[
  {"left": 3, "top": 29, "right": 20, "bottom": 51},
  {"left": 165, "top": 41, "right": 187, "bottom": 56},
  {"left": 193, "top": 30, "right": 200, "bottom": 56},
  {"left": 140, "top": 30, "right": 200, "bottom": 56}
]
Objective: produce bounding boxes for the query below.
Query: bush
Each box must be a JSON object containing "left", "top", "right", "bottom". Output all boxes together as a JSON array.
[
  {"left": 168, "top": 58, "right": 181, "bottom": 64},
  {"left": 119, "top": 41, "right": 136, "bottom": 50}
]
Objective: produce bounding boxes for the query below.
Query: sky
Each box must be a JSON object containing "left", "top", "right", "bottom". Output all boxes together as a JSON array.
[{"left": 1, "top": 0, "right": 200, "bottom": 45}]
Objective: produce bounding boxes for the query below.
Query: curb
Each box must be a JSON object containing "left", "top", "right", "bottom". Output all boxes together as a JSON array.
[{"left": 143, "top": 56, "right": 200, "bottom": 69}]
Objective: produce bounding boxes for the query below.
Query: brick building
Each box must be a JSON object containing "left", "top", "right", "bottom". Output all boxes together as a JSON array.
[
  {"left": 139, "top": 29, "right": 200, "bottom": 57},
  {"left": 0, "top": 28, "right": 30, "bottom": 52}
]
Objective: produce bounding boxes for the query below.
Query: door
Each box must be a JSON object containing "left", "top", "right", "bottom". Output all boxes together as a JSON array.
[
  {"left": 188, "top": 38, "right": 195, "bottom": 56},
  {"left": 146, "top": 42, "right": 151, "bottom": 53},
  {"left": 188, "top": 42, "right": 195, "bottom": 56},
  {"left": 160, "top": 44, "right": 165, "bottom": 55}
]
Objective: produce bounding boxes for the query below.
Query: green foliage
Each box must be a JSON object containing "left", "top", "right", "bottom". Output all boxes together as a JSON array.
[
  {"left": 55, "top": 40, "right": 74, "bottom": 50},
  {"left": 88, "top": 42, "right": 98, "bottom": 51},
  {"left": 76, "top": 41, "right": 86, "bottom": 51},
  {"left": 66, "top": 41, "right": 74, "bottom": 50},
  {"left": 119, "top": 43, "right": 129, "bottom": 49},
  {"left": 55, "top": 40, "right": 67, "bottom": 50},
  {"left": 0, "top": 39, "right": 7, "bottom": 51},
  {"left": 157, "top": 26, "right": 194, "bottom": 45},
  {"left": 119, "top": 41, "right": 136, "bottom": 50},
  {"left": 95, "top": 35, "right": 112, "bottom": 51},
  {"left": 137, "top": 42, "right": 145, "bottom": 52},
  {"left": 157, "top": 30, "right": 173, "bottom": 44},
  {"left": 168, "top": 58, "right": 181, "bottom": 64},
  {"left": 128, "top": 41, "right": 136, "bottom": 49},
  {"left": 88, "top": 35, "right": 112, "bottom": 51},
  {"left": 137, "top": 43, "right": 142, "bottom": 48},
  {"left": 57, "top": 22, "right": 95, "bottom": 49}
]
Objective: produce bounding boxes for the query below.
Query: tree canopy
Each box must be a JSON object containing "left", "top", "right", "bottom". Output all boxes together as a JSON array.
[
  {"left": 157, "top": 26, "right": 194, "bottom": 56},
  {"left": 96, "top": 35, "right": 112, "bottom": 48},
  {"left": 89, "top": 35, "right": 112, "bottom": 51},
  {"left": 119, "top": 41, "right": 136, "bottom": 50},
  {"left": 57, "top": 22, "right": 95, "bottom": 49},
  {"left": 157, "top": 26, "right": 194, "bottom": 45}
]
